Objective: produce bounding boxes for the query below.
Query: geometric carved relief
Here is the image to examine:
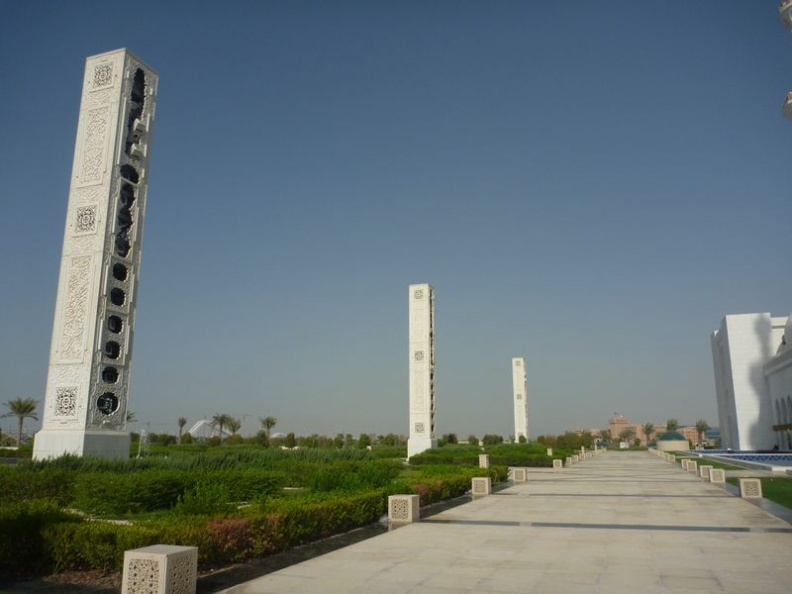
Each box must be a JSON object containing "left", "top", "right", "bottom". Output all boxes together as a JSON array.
[
  {"left": 74, "top": 206, "right": 98, "bottom": 234},
  {"left": 391, "top": 498, "right": 410, "bottom": 519},
  {"left": 388, "top": 494, "right": 420, "bottom": 523},
  {"left": 169, "top": 555, "right": 194, "bottom": 594},
  {"left": 472, "top": 477, "right": 491, "bottom": 496},
  {"left": 79, "top": 107, "right": 110, "bottom": 185},
  {"left": 91, "top": 61, "right": 115, "bottom": 90},
  {"left": 414, "top": 350, "right": 424, "bottom": 361},
  {"left": 125, "top": 558, "right": 158, "bottom": 594},
  {"left": 59, "top": 256, "right": 92, "bottom": 362},
  {"left": 414, "top": 422, "right": 425, "bottom": 434},
  {"left": 121, "top": 545, "right": 197, "bottom": 594},
  {"left": 54, "top": 387, "right": 78, "bottom": 416},
  {"left": 739, "top": 478, "right": 763, "bottom": 499}
]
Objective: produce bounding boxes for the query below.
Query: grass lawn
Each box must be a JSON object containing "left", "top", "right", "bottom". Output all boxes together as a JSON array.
[
  {"left": 691, "top": 458, "right": 744, "bottom": 471},
  {"left": 726, "top": 476, "right": 792, "bottom": 510}
]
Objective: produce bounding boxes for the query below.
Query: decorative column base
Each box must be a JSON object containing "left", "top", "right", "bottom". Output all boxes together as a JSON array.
[
  {"left": 33, "top": 429, "right": 130, "bottom": 460},
  {"left": 407, "top": 437, "right": 437, "bottom": 459}
]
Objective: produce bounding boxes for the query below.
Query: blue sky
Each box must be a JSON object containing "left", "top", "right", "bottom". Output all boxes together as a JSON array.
[{"left": 1, "top": 1, "right": 790, "bottom": 440}]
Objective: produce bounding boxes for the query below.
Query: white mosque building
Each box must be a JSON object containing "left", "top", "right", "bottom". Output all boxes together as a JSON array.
[{"left": 711, "top": 313, "right": 792, "bottom": 451}]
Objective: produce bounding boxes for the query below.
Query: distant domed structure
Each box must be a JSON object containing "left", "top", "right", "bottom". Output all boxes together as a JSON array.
[{"left": 655, "top": 431, "right": 689, "bottom": 452}]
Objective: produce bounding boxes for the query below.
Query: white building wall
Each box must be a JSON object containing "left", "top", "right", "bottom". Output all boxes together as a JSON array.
[
  {"left": 512, "top": 357, "right": 528, "bottom": 441},
  {"left": 408, "top": 283, "right": 436, "bottom": 458},
  {"left": 711, "top": 313, "right": 784, "bottom": 451},
  {"left": 766, "top": 317, "right": 792, "bottom": 449},
  {"left": 34, "top": 50, "right": 157, "bottom": 460}
]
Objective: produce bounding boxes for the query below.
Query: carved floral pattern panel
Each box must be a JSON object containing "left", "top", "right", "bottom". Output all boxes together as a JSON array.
[
  {"left": 79, "top": 107, "right": 109, "bottom": 185},
  {"left": 390, "top": 498, "right": 410, "bottom": 520},
  {"left": 92, "top": 61, "right": 114, "bottom": 90},
  {"left": 74, "top": 206, "right": 97, "bottom": 234},
  {"left": 125, "top": 558, "right": 159, "bottom": 594},
  {"left": 54, "top": 387, "right": 77, "bottom": 417},
  {"left": 59, "top": 256, "right": 92, "bottom": 362}
]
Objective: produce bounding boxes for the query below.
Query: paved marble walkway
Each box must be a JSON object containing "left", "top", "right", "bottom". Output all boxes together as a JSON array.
[{"left": 221, "top": 451, "right": 792, "bottom": 594}]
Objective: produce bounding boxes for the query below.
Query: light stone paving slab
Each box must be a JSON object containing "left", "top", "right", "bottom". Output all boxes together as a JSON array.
[{"left": 221, "top": 452, "right": 792, "bottom": 594}]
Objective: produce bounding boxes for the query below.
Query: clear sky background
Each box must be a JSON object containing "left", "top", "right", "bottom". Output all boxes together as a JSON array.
[{"left": 1, "top": 1, "right": 790, "bottom": 440}]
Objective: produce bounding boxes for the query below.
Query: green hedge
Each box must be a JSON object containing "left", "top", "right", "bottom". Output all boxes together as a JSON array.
[
  {"left": 0, "top": 499, "right": 82, "bottom": 576},
  {"left": 69, "top": 468, "right": 287, "bottom": 516},
  {"left": 41, "top": 490, "right": 388, "bottom": 571},
  {"left": 409, "top": 443, "right": 564, "bottom": 467},
  {"left": 408, "top": 445, "right": 481, "bottom": 465}
]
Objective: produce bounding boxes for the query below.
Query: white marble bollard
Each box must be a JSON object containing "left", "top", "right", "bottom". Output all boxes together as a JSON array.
[
  {"left": 512, "top": 467, "right": 528, "bottom": 482},
  {"left": 739, "top": 478, "right": 763, "bottom": 499},
  {"left": 699, "top": 465, "right": 713, "bottom": 480},
  {"left": 710, "top": 468, "right": 726, "bottom": 483},
  {"left": 472, "top": 477, "right": 492, "bottom": 496},
  {"left": 553, "top": 459, "right": 563, "bottom": 470},
  {"left": 687, "top": 460, "right": 698, "bottom": 474},
  {"left": 479, "top": 454, "right": 490, "bottom": 469},
  {"left": 122, "top": 545, "right": 197, "bottom": 594},
  {"left": 572, "top": 455, "right": 579, "bottom": 463},
  {"left": 388, "top": 494, "right": 420, "bottom": 523},
  {"left": 565, "top": 456, "right": 572, "bottom": 466}
]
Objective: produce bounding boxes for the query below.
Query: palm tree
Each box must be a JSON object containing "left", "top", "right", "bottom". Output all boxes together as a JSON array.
[
  {"left": 666, "top": 418, "right": 679, "bottom": 433},
  {"left": 260, "top": 416, "right": 277, "bottom": 439},
  {"left": 2, "top": 398, "right": 38, "bottom": 445},
  {"left": 641, "top": 423, "right": 655, "bottom": 444},
  {"left": 695, "top": 419, "right": 710, "bottom": 449},
  {"left": 177, "top": 417, "right": 187, "bottom": 444},
  {"left": 211, "top": 413, "right": 233, "bottom": 440},
  {"left": 227, "top": 418, "right": 242, "bottom": 435}
]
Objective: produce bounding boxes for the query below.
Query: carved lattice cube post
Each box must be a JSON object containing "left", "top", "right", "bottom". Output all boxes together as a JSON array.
[
  {"left": 739, "top": 478, "right": 763, "bottom": 499},
  {"left": 710, "top": 468, "right": 726, "bottom": 483},
  {"left": 479, "top": 454, "right": 490, "bottom": 468},
  {"left": 472, "top": 477, "right": 491, "bottom": 496},
  {"left": 388, "top": 495, "right": 420, "bottom": 523},
  {"left": 122, "top": 545, "right": 197, "bottom": 594}
]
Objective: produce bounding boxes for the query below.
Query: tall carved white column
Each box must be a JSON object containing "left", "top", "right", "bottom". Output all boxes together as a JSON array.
[
  {"left": 33, "top": 49, "right": 157, "bottom": 460},
  {"left": 408, "top": 283, "right": 436, "bottom": 458},
  {"left": 512, "top": 357, "right": 528, "bottom": 441}
]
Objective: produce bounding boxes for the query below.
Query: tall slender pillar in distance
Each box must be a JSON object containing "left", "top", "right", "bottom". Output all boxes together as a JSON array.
[
  {"left": 33, "top": 49, "right": 157, "bottom": 460},
  {"left": 408, "top": 283, "right": 436, "bottom": 458},
  {"left": 512, "top": 357, "right": 528, "bottom": 441}
]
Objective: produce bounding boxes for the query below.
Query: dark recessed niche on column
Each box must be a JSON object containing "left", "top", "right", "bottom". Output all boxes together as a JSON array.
[
  {"left": 112, "top": 263, "right": 128, "bottom": 281},
  {"left": 107, "top": 315, "right": 123, "bottom": 333},
  {"left": 120, "top": 164, "right": 139, "bottom": 184},
  {"left": 97, "top": 392, "right": 119, "bottom": 415},
  {"left": 110, "top": 288, "right": 125, "bottom": 306},
  {"left": 104, "top": 341, "right": 120, "bottom": 359},
  {"left": 102, "top": 366, "right": 119, "bottom": 383}
]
